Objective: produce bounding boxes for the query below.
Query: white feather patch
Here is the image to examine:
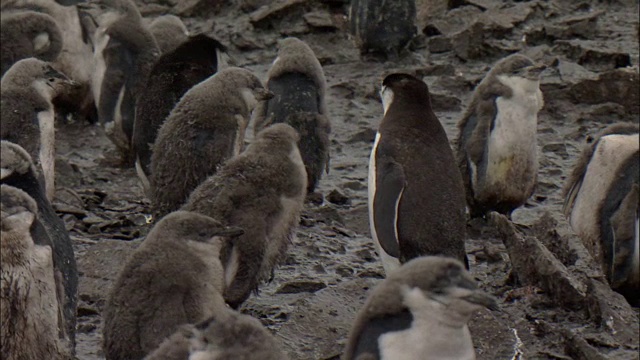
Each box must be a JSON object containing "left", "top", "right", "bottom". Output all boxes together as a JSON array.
[
  {"left": 134, "top": 158, "right": 151, "bottom": 197},
  {"left": 92, "top": 30, "right": 110, "bottom": 108},
  {"left": 0, "top": 168, "right": 13, "bottom": 179},
  {"left": 380, "top": 86, "right": 394, "bottom": 115},
  {"left": 33, "top": 32, "right": 51, "bottom": 53},
  {"left": 114, "top": 86, "right": 126, "bottom": 130},
  {"left": 570, "top": 134, "right": 639, "bottom": 249},
  {"left": 37, "top": 108, "right": 55, "bottom": 201},
  {"left": 368, "top": 132, "right": 401, "bottom": 276},
  {"left": 224, "top": 247, "right": 240, "bottom": 289}
]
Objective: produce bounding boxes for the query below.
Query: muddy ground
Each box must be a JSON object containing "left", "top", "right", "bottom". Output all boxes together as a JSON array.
[{"left": 49, "top": 0, "right": 640, "bottom": 359}]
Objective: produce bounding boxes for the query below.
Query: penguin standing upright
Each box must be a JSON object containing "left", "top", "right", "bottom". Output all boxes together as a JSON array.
[
  {"left": 132, "top": 34, "right": 226, "bottom": 196},
  {"left": 253, "top": 37, "right": 331, "bottom": 193},
  {"left": 1, "top": 140, "right": 78, "bottom": 350},
  {"left": 78, "top": 0, "right": 160, "bottom": 160},
  {"left": 456, "top": 54, "right": 546, "bottom": 218},
  {"left": 344, "top": 256, "right": 498, "bottom": 360},
  {"left": 1, "top": 184, "right": 73, "bottom": 360},
  {"left": 150, "top": 67, "right": 272, "bottom": 219},
  {"left": 184, "top": 123, "right": 307, "bottom": 308},
  {"left": 1, "top": 58, "right": 75, "bottom": 200},
  {"left": 564, "top": 123, "right": 639, "bottom": 305},
  {"left": 368, "top": 73, "right": 467, "bottom": 275}
]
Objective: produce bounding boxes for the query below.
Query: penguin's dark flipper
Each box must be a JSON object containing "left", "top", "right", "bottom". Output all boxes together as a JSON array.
[
  {"left": 352, "top": 310, "right": 413, "bottom": 359},
  {"left": 373, "top": 158, "right": 405, "bottom": 258}
]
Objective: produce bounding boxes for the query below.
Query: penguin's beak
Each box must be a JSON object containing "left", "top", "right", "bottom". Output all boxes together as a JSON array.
[
  {"left": 255, "top": 89, "right": 274, "bottom": 101},
  {"left": 216, "top": 226, "right": 244, "bottom": 238},
  {"left": 461, "top": 290, "right": 500, "bottom": 311},
  {"left": 76, "top": 2, "right": 95, "bottom": 11},
  {"left": 524, "top": 64, "right": 546, "bottom": 79}
]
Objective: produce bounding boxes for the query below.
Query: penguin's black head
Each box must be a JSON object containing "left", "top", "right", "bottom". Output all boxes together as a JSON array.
[{"left": 380, "top": 73, "right": 432, "bottom": 114}]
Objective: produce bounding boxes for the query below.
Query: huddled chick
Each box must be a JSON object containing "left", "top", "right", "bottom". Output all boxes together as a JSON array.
[
  {"left": 184, "top": 123, "right": 307, "bottom": 308},
  {"left": 103, "top": 210, "right": 244, "bottom": 360}
]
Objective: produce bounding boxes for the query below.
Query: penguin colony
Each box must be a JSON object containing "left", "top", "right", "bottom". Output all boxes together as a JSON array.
[{"left": 0, "top": 0, "right": 636, "bottom": 359}]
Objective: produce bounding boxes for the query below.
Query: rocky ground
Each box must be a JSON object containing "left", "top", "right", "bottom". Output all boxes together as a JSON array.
[{"left": 49, "top": 0, "right": 639, "bottom": 359}]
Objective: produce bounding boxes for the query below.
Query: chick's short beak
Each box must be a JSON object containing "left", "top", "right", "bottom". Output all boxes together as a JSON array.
[
  {"left": 216, "top": 226, "right": 245, "bottom": 238},
  {"left": 76, "top": 2, "right": 94, "bottom": 10},
  {"left": 462, "top": 290, "right": 500, "bottom": 311},
  {"left": 256, "top": 89, "right": 275, "bottom": 101},
  {"left": 525, "top": 64, "right": 547, "bottom": 79}
]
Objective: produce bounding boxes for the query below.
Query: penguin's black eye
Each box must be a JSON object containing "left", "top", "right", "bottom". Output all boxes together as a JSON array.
[{"left": 48, "top": 78, "right": 55, "bottom": 83}]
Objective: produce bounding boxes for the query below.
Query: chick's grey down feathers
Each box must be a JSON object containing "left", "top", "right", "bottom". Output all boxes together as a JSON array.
[
  {"left": 1, "top": 140, "right": 78, "bottom": 351},
  {"left": 145, "top": 306, "right": 289, "bottom": 360},
  {"left": 253, "top": 37, "right": 331, "bottom": 193},
  {"left": 184, "top": 123, "right": 307, "bottom": 309},
  {"left": 151, "top": 67, "right": 270, "bottom": 219},
  {"left": 148, "top": 14, "right": 188, "bottom": 54},
  {"left": 0, "top": 10, "right": 63, "bottom": 76},
  {"left": 133, "top": 33, "right": 226, "bottom": 187},
  {"left": 1, "top": 58, "right": 72, "bottom": 160},
  {"left": 1, "top": 184, "right": 72, "bottom": 360},
  {"left": 103, "top": 211, "right": 243, "bottom": 360}
]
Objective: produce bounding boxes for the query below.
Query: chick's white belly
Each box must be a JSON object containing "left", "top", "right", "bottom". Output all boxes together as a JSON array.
[{"left": 481, "top": 96, "right": 538, "bottom": 199}]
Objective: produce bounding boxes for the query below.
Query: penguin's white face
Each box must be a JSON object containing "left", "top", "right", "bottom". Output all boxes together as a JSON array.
[{"left": 380, "top": 85, "right": 394, "bottom": 115}]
